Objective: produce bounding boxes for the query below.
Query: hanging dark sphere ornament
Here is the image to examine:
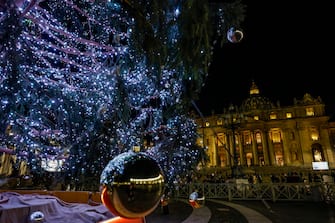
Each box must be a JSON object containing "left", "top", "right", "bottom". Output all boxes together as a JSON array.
[
  {"left": 100, "top": 151, "right": 165, "bottom": 219},
  {"left": 227, "top": 27, "right": 244, "bottom": 43}
]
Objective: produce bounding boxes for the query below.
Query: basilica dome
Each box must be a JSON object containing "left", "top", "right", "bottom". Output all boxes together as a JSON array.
[{"left": 240, "top": 81, "right": 275, "bottom": 112}]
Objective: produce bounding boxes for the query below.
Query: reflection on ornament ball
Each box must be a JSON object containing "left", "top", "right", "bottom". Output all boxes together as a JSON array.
[
  {"left": 100, "top": 151, "right": 165, "bottom": 219},
  {"left": 30, "top": 211, "right": 44, "bottom": 222},
  {"left": 227, "top": 27, "right": 243, "bottom": 43}
]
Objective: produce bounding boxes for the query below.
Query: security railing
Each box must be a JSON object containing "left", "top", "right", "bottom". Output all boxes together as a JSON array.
[{"left": 173, "top": 182, "right": 335, "bottom": 203}]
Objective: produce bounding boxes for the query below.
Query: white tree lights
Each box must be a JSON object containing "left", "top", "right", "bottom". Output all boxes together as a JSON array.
[{"left": 0, "top": 0, "right": 245, "bottom": 189}]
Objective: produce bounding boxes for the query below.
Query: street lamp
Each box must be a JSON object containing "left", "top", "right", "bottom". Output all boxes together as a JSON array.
[{"left": 223, "top": 104, "right": 244, "bottom": 178}]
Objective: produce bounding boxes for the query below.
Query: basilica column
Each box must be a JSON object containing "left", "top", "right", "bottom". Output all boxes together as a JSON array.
[
  {"left": 282, "top": 128, "right": 292, "bottom": 165},
  {"left": 252, "top": 131, "right": 258, "bottom": 165},
  {"left": 263, "top": 130, "right": 275, "bottom": 165}
]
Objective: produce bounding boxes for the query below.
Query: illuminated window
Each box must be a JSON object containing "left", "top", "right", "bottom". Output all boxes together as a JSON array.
[
  {"left": 310, "top": 128, "right": 319, "bottom": 141},
  {"left": 270, "top": 113, "right": 277, "bottom": 120},
  {"left": 133, "top": 145, "right": 141, "bottom": 152},
  {"left": 217, "top": 133, "right": 226, "bottom": 146},
  {"left": 311, "top": 133, "right": 319, "bottom": 141},
  {"left": 306, "top": 107, "right": 314, "bottom": 116},
  {"left": 312, "top": 144, "right": 324, "bottom": 162},
  {"left": 253, "top": 115, "right": 259, "bottom": 120},
  {"left": 256, "top": 132, "right": 262, "bottom": 144},
  {"left": 270, "top": 129, "right": 281, "bottom": 143},
  {"left": 246, "top": 153, "right": 252, "bottom": 166},
  {"left": 313, "top": 149, "right": 324, "bottom": 161},
  {"left": 276, "top": 156, "right": 284, "bottom": 166},
  {"left": 243, "top": 131, "right": 251, "bottom": 145},
  {"left": 286, "top": 112, "right": 292, "bottom": 118},
  {"left": 272, "top": 132, "right": 281, "bottom": 143},
  {"left": 205, "top": 121, "right": 210, "bottom": 127}
]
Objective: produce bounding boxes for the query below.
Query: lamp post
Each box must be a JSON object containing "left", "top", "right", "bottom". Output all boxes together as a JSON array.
[{"left": 223, "top": 104, "right": 244, "bottom": 178}]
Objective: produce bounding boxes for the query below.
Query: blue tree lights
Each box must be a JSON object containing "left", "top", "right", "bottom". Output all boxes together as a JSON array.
[{"left": 0, "top": 0, "right": 245, "bottom": 189}]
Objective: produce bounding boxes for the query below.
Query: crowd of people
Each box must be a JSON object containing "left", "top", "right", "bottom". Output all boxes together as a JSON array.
[{"left": 172, "top": 169, "right": 335, "bottom": 187}]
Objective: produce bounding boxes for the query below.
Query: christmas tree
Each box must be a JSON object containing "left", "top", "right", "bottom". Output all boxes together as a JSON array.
[{"left": 0, "top": 0, "right": 245, "bottom": 190}]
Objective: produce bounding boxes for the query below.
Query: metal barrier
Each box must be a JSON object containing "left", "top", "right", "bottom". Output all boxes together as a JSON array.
[
  {"left": 1, "top": 182, "right": 334, "bottom": 204},
  {"left": 173, "top": 182, "right": 335, "bottom": 203}
]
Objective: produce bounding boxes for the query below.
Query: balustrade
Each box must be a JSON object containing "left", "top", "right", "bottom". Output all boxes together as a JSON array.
[{"left": 173, "top": 182, "right": 335, "bottom": 203}]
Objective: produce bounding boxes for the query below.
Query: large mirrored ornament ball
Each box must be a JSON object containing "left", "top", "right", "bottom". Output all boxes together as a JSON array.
[
  {"left": 100, "top": 151, "right": 165, "bottom": 218},
  {"left": 227, "top": 27, "right": 244, "bottom": 43}
]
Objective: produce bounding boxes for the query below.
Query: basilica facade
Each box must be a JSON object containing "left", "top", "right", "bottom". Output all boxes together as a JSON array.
[{"left": 195, "top": 81, "right": 335, "bottom": 174}]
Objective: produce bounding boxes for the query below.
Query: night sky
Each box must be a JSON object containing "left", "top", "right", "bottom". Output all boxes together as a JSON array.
[{"left": 196, "top": 1, "right": 335, "bottom": 116}]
